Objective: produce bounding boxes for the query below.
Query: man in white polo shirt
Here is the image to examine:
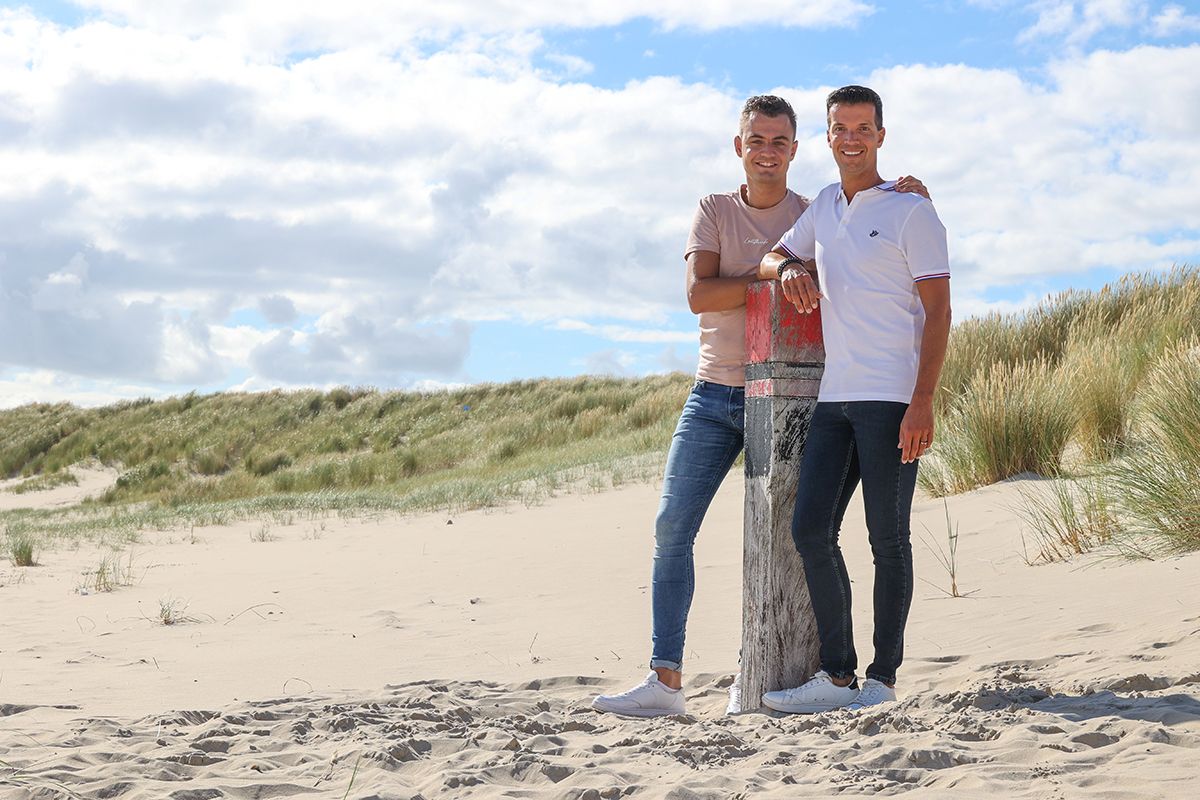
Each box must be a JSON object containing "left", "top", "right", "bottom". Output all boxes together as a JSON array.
[
  {"left": 757, "top": 85, "right": 951, "bottom": 713},
  {"left": 591, "top": 94, "right": 930, "bottom": 718}
]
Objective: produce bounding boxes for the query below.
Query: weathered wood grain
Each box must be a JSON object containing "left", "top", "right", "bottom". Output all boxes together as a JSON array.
[{"left": 738, "top": 280, "right": 824, "bottom": 711}]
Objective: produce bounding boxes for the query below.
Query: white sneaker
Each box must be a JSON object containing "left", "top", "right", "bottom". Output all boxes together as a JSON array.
[
  {"left": 726, "top": 673, "right": 742, "bottom": 714},
  {"left": 761, "top": 670, "right": 859, "bottom": 714},
  {"left": 591, "top": 672, "right": 685, "bottom": 718},
  {"left": 847, "top": 678, "right": 897, "bottom": 710}
]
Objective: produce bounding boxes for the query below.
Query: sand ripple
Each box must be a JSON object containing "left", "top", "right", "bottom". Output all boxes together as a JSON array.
[{"left": 3, "top": 672, "right": 1198, "bottom": 799}]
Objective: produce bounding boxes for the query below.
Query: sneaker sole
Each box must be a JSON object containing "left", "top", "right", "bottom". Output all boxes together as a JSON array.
[
  {"left": 761, "top": 695, "right": 853, "bottom": 714},
  {"left": 846, "top": 700, "right": 895, "bottom": 711},
  {"left": 590, "top": 699, "right": 683, "bottom": 718}
]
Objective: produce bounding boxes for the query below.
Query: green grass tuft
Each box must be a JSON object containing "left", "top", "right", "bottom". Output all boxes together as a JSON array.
[
  {"left": 921, "top": 358, "right": 1077, "bottom": 496},
  {"left": 1018, "top": 476, "right": 1119, "bottom": 563},
  {"left": 7, "top": 529, "right": 39, "bottom": 567},
  {"left": 1099, "top": 341, "right": 1200, "bottom": 557},
  {"left": 79, "top": 550, "right": 138, "bottom": 593}
]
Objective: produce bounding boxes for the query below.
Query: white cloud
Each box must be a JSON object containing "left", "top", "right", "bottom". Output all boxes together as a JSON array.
[
  {"left": 657, "top": 345, "right": 698, "bottom": 374},
  {"left": 582, "top": 348, "right": 639, "bottom": 376},
  {"left": 0, "top": 368, "right": 166, "bottom": 409},
  {"left": 410, "top": 378, "right": 470, "bottom": 394},
  {"left": 247, "top": 319, "right": 473, "bottom": 386},
  {"left": 554, "top": 319, "right": 695, "bottom": 343},
  {"left": 1017, "top": 0, "right": 1148, "bottom": 45},
  {"left": 29, "top": 253, "right": 88, "bottom": 312},
  {"left": 842, "top": 49, "right": 1200, "bottom": 294},
  {"left": 0, "top": 7, "right": 1197, "bottom": 406},
  {"left": 1151, "top": 4, "right": 1200, "bottom": 36},
  {"left": 71, "top": 1, "right": 875, "bottom": 52},
  {"left": 258, "top": 294, "right": 297, "bottom": 325},
  {"left": 544, "top": 53, "right": 594, "bottom": 77}
]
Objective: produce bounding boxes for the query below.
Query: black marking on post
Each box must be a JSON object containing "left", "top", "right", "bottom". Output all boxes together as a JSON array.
[
  {"left": 744, "top": 398, "right": 772, "bottom": 479},
  {"left": 774, "top": 400, "right": 817, "bottom": 465}
]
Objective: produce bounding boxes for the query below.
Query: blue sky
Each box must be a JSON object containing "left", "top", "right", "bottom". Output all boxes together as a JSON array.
[
  {"left": 543, "top": 6, "right": 1079, "bottom": 87},
  {"left": 1, "top": 1, "right": 1198, "bottom": 405}
]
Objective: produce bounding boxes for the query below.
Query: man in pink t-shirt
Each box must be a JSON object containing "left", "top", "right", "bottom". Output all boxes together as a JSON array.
[{"left": 592, "top": 96, "right": 928, "bottom": 718}]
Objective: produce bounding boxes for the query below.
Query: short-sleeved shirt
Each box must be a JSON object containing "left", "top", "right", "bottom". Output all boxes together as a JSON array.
[
  {"left": 776, "top": 181, "right": 949, "bottom": 403},
  {"left": 685, "top": 188, "right": 809, "bottom": 387}
]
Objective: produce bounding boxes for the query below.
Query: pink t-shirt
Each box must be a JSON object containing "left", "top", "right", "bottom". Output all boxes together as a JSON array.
[{"left": 685, "top": 187, "right": 809, "bottom": 386}]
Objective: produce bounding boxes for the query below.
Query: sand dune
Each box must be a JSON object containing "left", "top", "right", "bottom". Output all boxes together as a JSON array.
[
  {"left": 2, "top": 475, "right": 1198, "bottom": 798},
  {"left": 0, "top": 464, "right": 119, "bottom": 511}
]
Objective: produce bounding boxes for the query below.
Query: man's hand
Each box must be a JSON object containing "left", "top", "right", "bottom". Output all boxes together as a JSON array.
[
  {"left": 894, "top": 175, "right": 931, "bottom": 201},
  {"left": 761, "top": 250, "right": 821, "bottom": 313},
  {"left": 780, "top": 264, "right": 821, "bottom": 314},
  {"left": 898, "top": 396, "right": 935, "bottom": 464}
]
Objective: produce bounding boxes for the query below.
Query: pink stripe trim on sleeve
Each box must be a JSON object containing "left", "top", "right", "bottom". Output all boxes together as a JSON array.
[{"left": 779, "top": 243, "right": 800, "bottom": 259}]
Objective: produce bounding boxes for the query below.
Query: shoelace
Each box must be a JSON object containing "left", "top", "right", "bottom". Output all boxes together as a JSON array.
[
  {"left": 612, "top": 675, "right": 657, "bottom": 698},
  {"left": 783, "top": 672, "right": 831, "bottom": 699}
]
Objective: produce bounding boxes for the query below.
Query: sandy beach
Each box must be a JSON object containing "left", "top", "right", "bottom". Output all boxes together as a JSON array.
[{"left": 2, "top": 470, "right": 1198, "bottom": 798}]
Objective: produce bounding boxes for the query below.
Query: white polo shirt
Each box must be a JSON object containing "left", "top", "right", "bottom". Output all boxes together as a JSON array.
[{"left": 776, "top": 180, "right": 949, "bottom": 404}]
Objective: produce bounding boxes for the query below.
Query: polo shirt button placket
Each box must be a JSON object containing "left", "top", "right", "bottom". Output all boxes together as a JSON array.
[{"left": 837, "top": 201, "right": 854, "bottom": 240}]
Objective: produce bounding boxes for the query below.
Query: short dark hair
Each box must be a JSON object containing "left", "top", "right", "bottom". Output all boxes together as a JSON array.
[
  {"left": 826, "top": 85, "right": 883, "bottom": 129},
  {"left": 740, "top": 95, "right": 797, "bottom": 137}
]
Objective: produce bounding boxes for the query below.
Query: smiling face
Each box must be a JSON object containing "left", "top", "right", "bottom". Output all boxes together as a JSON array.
[
  {"left": 827, "top": 102, "right": 885, "bottom": 180},
  {"left": 735, "top": 112, "right": 797, "bottom": 184}
]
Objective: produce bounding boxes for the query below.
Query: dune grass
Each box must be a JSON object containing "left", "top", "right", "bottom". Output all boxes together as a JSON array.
[
  {"left": 7, "top": 469, "right": 79, "bottom": 495},
  {"left": 1018, "top": 342, "right": 1200, "bottom": 561},
  {"left": 6, "top": 529, "right": 38, "bottom": 567},
  {"left": 0, "top": 373, "right": 691, "bottom": 542},
  {"left": 926, "top": 268, "right": 1200, "bottom": 485},
  {"left": 927, "top": 267, "right": 1200, "bottom": 559},
  {"left": 78, "top": 550, "right": 138, "bottom": 593},
  {"left": 920, "top": 357, "right": 1077, "bottom": 496},
  {"left": 3, "top": 268, "right": 1198, "bottom": 561},
  {"left": 1098, "top": 340, "right": 1200, "bottom": 557},
  {"left": 1017, "top": 475, "right": 1119, "bottom": 563}
]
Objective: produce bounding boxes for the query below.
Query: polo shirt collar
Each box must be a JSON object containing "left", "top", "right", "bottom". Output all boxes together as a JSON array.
[{"left": 836, "top": 179, "right": 897, "bottom": 205}]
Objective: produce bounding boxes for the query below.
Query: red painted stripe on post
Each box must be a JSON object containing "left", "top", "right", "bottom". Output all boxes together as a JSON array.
[
  {"left": 746, "top": 281, "right": 824, "bottom": 365},
  {"left": 745, "top": 379, "right": 770, "bottom": 398},
  {"left": 745, "top": 378, "right": 822, "bottom": 399}
]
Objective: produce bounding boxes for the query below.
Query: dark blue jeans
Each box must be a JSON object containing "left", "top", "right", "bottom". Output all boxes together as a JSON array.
[
  {"left": 650, "top": 380, "right": 745, "bottom": 670},
  {"left": 790, "top": 401, "right": 918, "bottom": 686}
]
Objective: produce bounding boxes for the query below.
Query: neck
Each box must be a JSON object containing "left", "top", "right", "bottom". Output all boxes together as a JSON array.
[
  {"left": 742, "top": 177, "right": 788, "bottom": 209},
  {"left": 839, "top": 170, "right": 884, "bottom": 203}
]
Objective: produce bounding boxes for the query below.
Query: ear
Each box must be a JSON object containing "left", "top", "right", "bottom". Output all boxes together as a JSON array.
[
  {"left": 789, "top": 139, "right": 798, "bottom": 161},
  {"left": 877, "top": 126, "right": 886, "bottom": 147},
  {"left": 734, "top": 135, "right": 744, "bottom": 157}
]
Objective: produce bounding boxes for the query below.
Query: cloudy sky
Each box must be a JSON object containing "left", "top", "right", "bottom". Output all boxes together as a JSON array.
[{"left": 1, "top": 1, "right": 1197, "bottom": 407}]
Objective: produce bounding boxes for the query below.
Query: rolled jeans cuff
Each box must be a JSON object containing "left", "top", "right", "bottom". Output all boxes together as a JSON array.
[{"left": 649, "top": 659, "right": 682, "bottom": 671}]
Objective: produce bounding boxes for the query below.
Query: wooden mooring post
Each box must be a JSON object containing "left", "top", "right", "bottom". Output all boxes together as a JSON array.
[{"left": 737, "top": 279, "right": 824, "bottom": 711}]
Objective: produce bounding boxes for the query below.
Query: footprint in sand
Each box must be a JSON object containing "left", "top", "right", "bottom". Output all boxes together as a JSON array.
[{"left": 1070, "top": 731, "right": 1122, "bottom": 749}]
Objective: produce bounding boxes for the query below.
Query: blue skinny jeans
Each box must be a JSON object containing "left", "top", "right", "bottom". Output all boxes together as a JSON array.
[{"left": 649, "top": 380, "right": 744, "bottom": 671}]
